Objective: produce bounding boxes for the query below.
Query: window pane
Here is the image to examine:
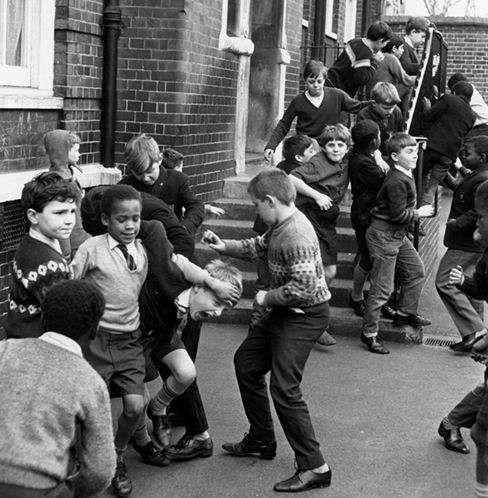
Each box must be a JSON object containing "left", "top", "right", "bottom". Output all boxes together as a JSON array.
[{"left": 1, "top": 0, "right": 26, "bottom": 66}]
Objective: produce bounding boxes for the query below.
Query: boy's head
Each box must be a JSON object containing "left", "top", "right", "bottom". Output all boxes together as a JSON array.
[
  {"left": 43, "top": 130, "right": 82, "bottom": 174},
  {"left": 351, "top": 120, "right": 381, "bottom": 151},
  {"left": 188, "top": 259, "right": 243, "bottom": 320},
  {"left": 318, "top": 124, "right": 351, "bottom": 163},
  {"left": 22, "top": 171, "right": 80, "bottom": 241},
  {"left": 282, "top": 135, "right": 315, "bottom": 164},
  {"left": 383, "top": 35, "right": 404, "bottom": 58},
  {"left": 124, "top": 134, "right": 161, "bottom": 186},
  {"left": 463, "top": 136, "right": 488, "bottom": 170},
  {"left": 386, "top": 133, "right": 418, "bottom": 170},
  {"left": 448, "top": 72, "right": 468, "bottom": 91},
  {"left": 451, "top": 81, "right": 474, "bottom": 101},
  {"left": 81, "top": 186, "right": 109, "bottom": 236},
  {"left": 404, "top": 17, "right": 430, "bottom": 47},
  {"left": 475, "top": 180, "right": 488, "bottom": 245},
  {"left": 101, "top": 185, "right": 142, "bottom": 245},
  {"left": 371, "top": 82, "right": 401, "bottom": 118},
  {"left": 303, "top": 60, "right": 327, "bottom": 98},
  {"left": 42, "top": 280, "right": 106, "bottom": 349},
  {"left": 248, "top": 169, "right": 296, "bottom": 227},
  {"left": 162, "top": 148, "right": 184, "bottom": 171},
  {"left": 366, "top": 21, "right": 392, "bottom": 51}
]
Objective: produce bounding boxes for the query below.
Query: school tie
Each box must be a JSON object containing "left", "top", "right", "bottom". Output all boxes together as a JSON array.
[{"left": 117, "top": 244, "right": 136, "bottom": 271}]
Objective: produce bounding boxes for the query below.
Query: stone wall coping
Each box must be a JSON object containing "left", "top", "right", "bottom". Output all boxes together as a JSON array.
[{"left": 0, "top": 163, "right": 121, "bottom": 203}]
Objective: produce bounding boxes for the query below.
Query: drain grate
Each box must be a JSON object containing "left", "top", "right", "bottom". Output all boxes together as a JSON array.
[{"left": 423, "top": 337, "right": 457, "bottom": 348}]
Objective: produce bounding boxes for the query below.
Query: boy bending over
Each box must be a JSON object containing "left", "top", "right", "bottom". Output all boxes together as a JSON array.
[{"left": 204, "top": 169, "right": 332, "bottom": 493}]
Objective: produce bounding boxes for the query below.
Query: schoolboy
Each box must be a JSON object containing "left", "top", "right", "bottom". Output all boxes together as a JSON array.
[
  {"left": 203, "top": 168, "right": 332, "bottom": 493},
  {"left": 70, "top": 185, "right": 148, "bottom": 497},
  {"left": 0, "top": 280, "right": 116, "bottom": 498},
  {"left": 120, "top": 133, "right": 205, "bottom": 235},
  {"left": 357, "top": 82, "right": 405, "bottom": 157},
  {"left": 421, "top": 81, "right": 477, "bottom": 205},
  {"left": 444, "top": 180, "right": 488, "bottom": 495},
  {"left": 361, "top": 133, "right": 434, "bottom": 354},
  {"left": 326, "top": 21, "right": 392, "bottom": 98},
  {"left": 349, "top": 120, "right": 388, "bottom": 316},
  {"left": 43, "top": 129, "right": 90, "bottom": 259},
  {"left": 5, "top": 171, "right": 79, "bottom": 339},
  {"left": 436, "top": 136, "right": 488, "bottom": 353},
  {"left": 365, "top": 35, "right": 416, "bottom": 99},
  {"left": 264, "top": 59, "right": 370, "bottom": 162},
  {"left": 252, "top": 134, "right": 315, "bottom": 327}
]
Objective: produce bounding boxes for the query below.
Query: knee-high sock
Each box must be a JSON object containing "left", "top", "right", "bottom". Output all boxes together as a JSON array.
[
  {"left": 149, "top": 376, "right": 188, "bottom": 416},
  {"left": 475, "top": 482, "right": 488, "bottom": 497}
]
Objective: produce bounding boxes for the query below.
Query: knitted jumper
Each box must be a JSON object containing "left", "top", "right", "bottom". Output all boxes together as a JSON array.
[
  {"left": 370, "top": 167, "right": 419, "bottom": 230},
  {"left": 0, "top": 338, "right": 115, "bottom": 496},
  {"left": 222, "top": 209, "right": 330, "bottom": 308},
  {"left": 365, "top": 53, "right": 415, "bottom": 98},
  {"left": 6, "top": 235, "right": 70, "bottom": 339},
  {"left": 70, "top": 234, "right": 148, "bottom": 333}
]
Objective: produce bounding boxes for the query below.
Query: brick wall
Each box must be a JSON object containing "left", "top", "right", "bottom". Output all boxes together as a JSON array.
[
  {"left": 383, "top": 16, "right": 488, "bottom": 101},
  {"left": 116, "top": 0, "right": 241, "bottom": 204}
]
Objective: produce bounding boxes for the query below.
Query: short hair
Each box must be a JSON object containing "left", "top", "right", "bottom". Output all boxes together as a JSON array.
[
  {"left": 383, "top": 35, "right": 404, "bottom": 53},
  {"left": 366, "top": 21, "right": 392, "bottom": 42},
  {"left": 386, "top": 133, "right": 417, "bottom": 156},
  {"left": 101, "top": 185, "right": 142, "bottom": 217},
  {"left": 448, "top": 72, "right": 468, "bottom": 90},
  {"left": 124, "top": 133, "right": 161, "bottom": 175},
  {"left": 465, "top": 136, "right": 488, "bottom": 157},
  {"left": 81, "top": 186, "right": 109, "bottom": 236},
  {"left": 282, "top": 135, "right": 314, "bottom": 161},
  {"left": 248, "top": 168, "right": 296, "bottom": 206},
  {"left": 476, "top": 180, "right": 488, "bottom": 210},
  {"left": 451, "top": 81, "right": 473, "bottom": 100},
  {"left": 204, "top": 259, "right": 243, "bottom": 308},
  {"left": 318, "top": 124, "right": 352, "bottom": 148},
  {"left": 67, "top": 132, "right": 81, "bottom": 149},
  {"left": 21, "top": 171, "right": 80, "bottom": 214},
  {"left": 352, "top": 120, "right": 380, "bottom": 150},
  {"left": 303, "top": 59, "right": 327, "bottom": 80},
  {"left": 42, "top": 280, "right": 106, "bottom": 341},
  {"left": 371, "top": 81, "right": 401, "bottom": 105},
  {"left": 405, "top": 17, "right": 431, "bottom": 35},
  {"left": 162, "top": 148, "right": 184, "bottom": 170}
]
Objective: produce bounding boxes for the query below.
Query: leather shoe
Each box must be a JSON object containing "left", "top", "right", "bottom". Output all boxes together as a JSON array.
[
  {"left": 316, "top": 330, "right": 337, "bottom": 346},
  {"left": 438, "top": 422, "right": 470, "bottom": 454},
  {"left": 147, "top": 405, "right": 172, "bottom": 449},
  {"left": 381, "top": 303, "right": 396, "bottom": 320},
  {"left": 112, "top": 457, "right": 132, "bottom": 497},
  {"left": 450, "top": 332, "right": 487, "bottom": 352},
  {"left": 274, "top": 469, "right": 332, "bottom": 492},
  {"left": 166, "top": 434, "right": 213, "bottom": 460},
  {"left": 349, "top": 295, "right": 365, "bottom": 317},
  {"left": 361, "top": 333, "right": 390, "bottom": 354},
  {"left": 131, "top": 440, "right": 170, "bottom": 467},
  {"left": 394, "top": 312, "right": 431, "bottom": 327},
  {"left": 222, "top": 433, "right": 276, "bottom": 459}
]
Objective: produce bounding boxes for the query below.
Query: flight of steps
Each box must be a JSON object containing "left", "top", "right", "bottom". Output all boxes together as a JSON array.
[{"left": 194, "top": 157, "right": 422, "bottom": 345}]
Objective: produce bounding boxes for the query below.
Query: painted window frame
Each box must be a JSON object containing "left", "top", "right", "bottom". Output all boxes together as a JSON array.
[{"left": 219, "top": 0, "right": 254, "bottom": 56}]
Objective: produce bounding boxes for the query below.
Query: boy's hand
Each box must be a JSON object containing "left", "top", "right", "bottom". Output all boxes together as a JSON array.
[
  {"left": 314, "top": 193, "right": 333, "bottom": 210},
  {"left": 423, "top": 97, "right": 431, "bottom": 110},
  {"left": 205, "top": 277, "right": 241, "bottom": 304},
  {"left": 205, "top": 205, "right": 226, "bottom": 217},
  {"left": 202, "top": 230, "right": 225, "bottom": 253},
  {"left": 417, "top": 205, "right": 434, "bottom": 217},
  {"left": 255, "top": 290, "right": 267, "bottom": 306},
  {"left": 373, "top": 51, "right": 384, "bottom": 64},
  {"left": 264, "top": 149, "right": 274, "bottom": 162},
  {"left": 448, "top": 265, "right": 464, "bottom": 286},
  {"left": 373, "top": 150, "right": 390, "bottom": 173},
  {"left": 446, "top": 218, "right": 457, "bottom": 229}
]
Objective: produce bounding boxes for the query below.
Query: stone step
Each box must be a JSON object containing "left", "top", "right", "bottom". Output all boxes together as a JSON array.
[{"left": 209, "top": 302, "right": 423, "bottom": 345}]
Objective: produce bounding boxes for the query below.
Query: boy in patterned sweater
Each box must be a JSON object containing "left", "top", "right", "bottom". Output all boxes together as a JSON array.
[
  {"left": 203, "top": 168, "right": 332, "bottom": 493},
  {"left": 5, "top": 172, "right": 80, "bottom": 339}
]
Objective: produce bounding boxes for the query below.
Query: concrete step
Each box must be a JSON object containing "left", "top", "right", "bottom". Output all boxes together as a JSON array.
[{"left": 209, "top": 303, "right": 423, "bottom": 345}]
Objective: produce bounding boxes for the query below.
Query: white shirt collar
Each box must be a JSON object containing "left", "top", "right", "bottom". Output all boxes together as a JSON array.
[
  {"left": 404, "top": 36, "right": 414, "bottom": 48},
  {"left": 29, "top": 227, "right": 62, "bottom": 254},
  {"left": 107, "top": 234, "right": 137, "bottom": 256},
  {"left": 39, "top": 331, "right": 83, "bottom": 357},
  {"left": 174, "top": 288, "right": 191, "bottom": 319},
  {"left": 394, "top": 164, "right": 413, "bottom": 177}
]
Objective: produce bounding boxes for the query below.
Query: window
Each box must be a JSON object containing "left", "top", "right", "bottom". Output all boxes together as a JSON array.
[
  {"left": 0, "top": 0, "right": 57, "bottom": 101},
  {"left": 343, "top": 0, "right": 358, "bottom": 43},
  {"left": 219, "top": 0, "right": 254, "bottom": 55},
  {"left": 325, "top": 0, "right": 337, "bottom": 40}
]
